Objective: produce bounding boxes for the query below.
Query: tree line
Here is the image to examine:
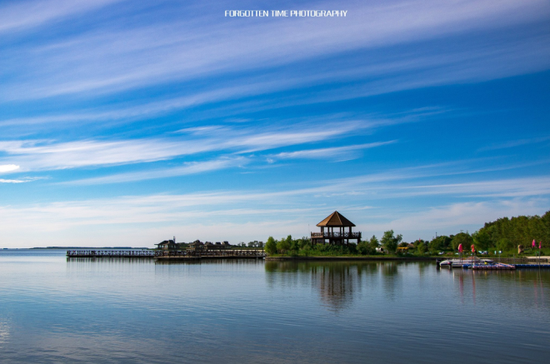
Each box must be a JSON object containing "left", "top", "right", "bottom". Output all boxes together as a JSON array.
[{"left": 264, "top": 211, "right": 549, "bottom": 256}]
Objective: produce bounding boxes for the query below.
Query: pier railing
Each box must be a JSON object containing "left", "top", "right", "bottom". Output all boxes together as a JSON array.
[
  {"left": 154, "top": 249, "right": 266, "bottom": 259},
  {"left": 311, "top": 232, "right": 361, "bottom": 239},
  {"left": 67, "top": 249, "right": 155, "bottom": 257},
  {"left": 67, "top": 249, "right": 266, "bottom": 259}
]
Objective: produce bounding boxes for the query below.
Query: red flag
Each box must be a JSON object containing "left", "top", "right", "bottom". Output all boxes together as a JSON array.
[
  {"left": 458, "top": 243, "right": 463, "bottom": 253},
  {"left": 540, "top": 241, "right": 542, "bottom": 250},
  {"left": 532, "top": 239, "right": 536, "bottom": 248},
  {"left": 471, "top": 244, "right": 475, "bottom": 253}
]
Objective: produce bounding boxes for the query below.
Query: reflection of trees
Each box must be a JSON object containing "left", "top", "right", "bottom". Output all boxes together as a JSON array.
[
  {"left": 382, "top": 262, "right": 398, "bottom": 276},
  {"left": 312, "top": 263, "right": 356, "bottom": 311},
  {"left": 265, "top": 261, "right": 386, "bottom": 311},
  {"left": 418, "top": 262, "right": 429, "bottom": 276},
  {"left": 381, "top": 262, "right": 399, "bottom": 300}
]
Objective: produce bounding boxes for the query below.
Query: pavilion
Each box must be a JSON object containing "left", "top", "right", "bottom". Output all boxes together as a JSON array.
[{"left": 311, "top": 211, "right": 362, "bottom": 245}]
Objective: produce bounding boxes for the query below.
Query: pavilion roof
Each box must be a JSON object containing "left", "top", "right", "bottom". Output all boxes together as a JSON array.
[{"left": 316, "top": 211, "right": 356, "bottom": 227}]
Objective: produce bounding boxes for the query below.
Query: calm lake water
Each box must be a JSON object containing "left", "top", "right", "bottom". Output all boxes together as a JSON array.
[{"left": 0, "top": 250, "right": 549, "bottom": 363}]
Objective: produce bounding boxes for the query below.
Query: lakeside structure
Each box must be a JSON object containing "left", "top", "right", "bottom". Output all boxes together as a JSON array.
[
  {"left": 155, "top": 237, "right": 231, "bottom": 251},
  {"left": 154, "top": 239, "right": 265, "bottom": 260},
  {"left": 311, "top": 211, "right": 362, "bottom": 245},
  {"left": 66, "top": 246, "right": 265, "bottom": 260}
]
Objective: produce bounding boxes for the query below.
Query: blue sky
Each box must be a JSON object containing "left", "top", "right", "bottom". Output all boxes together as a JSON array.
[{"left": 1, "top": 0, "right": 549, "bottom": 248}]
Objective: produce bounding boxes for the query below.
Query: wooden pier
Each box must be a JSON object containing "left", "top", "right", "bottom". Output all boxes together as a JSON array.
[
  {"left": 67, "top": 249, "right": 155, "bottom": 258},
  {"left": 154, "top": 249, "right": 266, "bottom": 261},
  {"left": 66, "top": 249, "right": 266, "bottom": 260}
]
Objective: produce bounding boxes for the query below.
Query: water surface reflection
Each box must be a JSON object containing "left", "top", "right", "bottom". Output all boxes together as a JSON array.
[
  {"left": 266, "top": 261, "right": 404, "bottom": 311},
  {"left": 1, "top": 252, "right": 549, "bottom": 363}
]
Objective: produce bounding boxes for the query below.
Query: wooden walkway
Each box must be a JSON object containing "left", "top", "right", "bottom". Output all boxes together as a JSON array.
[
  {"left": 67, "top": 249, "right": 155, "bottom": 258},
  {"left": 67, "top": 249, "right": 266, "bottom": 260},
  {"left": 155, "top": 249, "right": 266, "bottom": 260}
]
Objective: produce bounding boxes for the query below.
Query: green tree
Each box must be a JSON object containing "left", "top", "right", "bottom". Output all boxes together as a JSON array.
[
  {"left": 277, "top": 236, "right": 291, "bottom": 253},
  {"left": 265, "top": 236, "right": 277, "bottom": 255},
  {"left": 368, "top": 235, "right": 379, "bottom": 252},
  {"left": 298, "top": 237, "right": 312, "bottom": 249},
  {"left": 541, "top": 211, "right": 550, "bottom": 247},
  {"left": 451, "top": 232, "right": 473, "bottom": 251},
  {"left": 428, "top": 238, "right": 441, "bottom": 254},
  {"left": 381, "top": 230, "right": 402, "bottom": 254},
  {"left": 472, "top": 230, "right": 491, "bottom": 251},
  {"left": 357, "top": 240, "right": 374, "bottom": 255},
  {"left": 497, "top": 238, "right": 514, "bottom": 252},
  {"left": 432, "top": 235, "right": 452, "bottom": 252},
  {"left": 289, "top": 236, "right": 300, "bottom": 252},
  {"left": 428, "top": 235, "right": 451, "bottom": 254},
  {"left": 416, "top": 239, "right": 427, "bottom": 255},
  {"left": 476, "top": 210, "right": 550, "bottom": 251}
]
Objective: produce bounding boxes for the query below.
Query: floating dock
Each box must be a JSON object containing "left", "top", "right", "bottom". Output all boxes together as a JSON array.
[
  {"left": 470, "top": 263, "right": 515, "bottom": 270},
  {"left": 514, "top": 264, "right": 550, "bottom": 269},
  {"left": 437, "top": 258, "right": 550, "bottom": 270}
]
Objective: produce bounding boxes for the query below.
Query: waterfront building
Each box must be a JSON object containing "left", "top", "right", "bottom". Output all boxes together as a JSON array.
[
  {"left": 186, "top": 240, "right": 231, "bottom": 253},
  {"left": 156, "top": 239, "right": 178, "bottom": 250},
  {"left": 311, "top": 211, "right": 361, "bottom": 245},
  {"left": 214, "top": 241, "right": 231, "bottom": 249},
  {"left": 187, "top": 240, "right": 204, "bottom": 252}
]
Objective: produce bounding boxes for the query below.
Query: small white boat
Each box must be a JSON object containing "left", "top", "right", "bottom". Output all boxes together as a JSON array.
[{"left": 439, "top": 256, "right": 493, "bottom": 268}]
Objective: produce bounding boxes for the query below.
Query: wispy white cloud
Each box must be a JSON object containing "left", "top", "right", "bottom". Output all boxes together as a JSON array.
[
  {"left": 0, "top": 120, "right": 368, "bottom": 172},
  {"left": 0, "top": 164, "right": 19, "bottom": 173},
  {"left": 0, "top": 176, "right": 42, "bottom": 184},
  {"left": 270, "top": 141, "right": 397, "bottom": 162},
  {"left": 230, "top": 123, "right": 364, "bottom": 154},
  {"left": 0, "top": 0, "right": 122, "bottom": 34},
  {"left": 1, "top": 171, "right": 549, "bottom": 245},
  {"left": 0, "top": 178, "right": 29, "bottom": 184},
  {"left": 63, "top": 157, "right": 247, "bottom": 185},
  {"left": 259, "top": 161, "right": 550, "bottom": 201},
  {"left": 361, "top": 199, "right": 549, "bottom": 238},
  {"left": 0, "top": 76, "right": 307, "bottom": 126},
  {"left": 478, "top": 135, "right": 550, "bottom": 152},
  {"left": 0, "top": 139, "right": 212, "bottom": 171},
  {"left": 1, "top": 0, "right": 548, "bottom": 101},
  {"left": 392, "top": 177, "right": 550, "bottom": 198}
]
